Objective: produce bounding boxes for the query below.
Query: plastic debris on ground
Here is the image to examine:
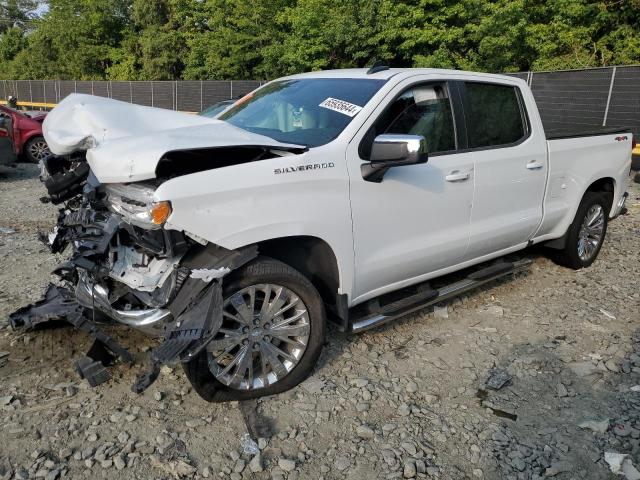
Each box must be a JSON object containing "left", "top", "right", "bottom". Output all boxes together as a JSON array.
[
  {"left": 241, "top": 433, "right": 260, "bottom": 455},
  {"left": 605, "top": 452, "right": 640, "bottom": 480},
  {"left": 485, "top": 368, "right": 512, "bottom": 390}
]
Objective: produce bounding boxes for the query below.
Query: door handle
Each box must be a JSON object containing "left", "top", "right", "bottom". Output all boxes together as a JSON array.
[
  {"left": 526, "top": 160, "right": 544, "bottom": 170},
  {"left": 445, "top": 170, "right": 470, "bottom": 182}
]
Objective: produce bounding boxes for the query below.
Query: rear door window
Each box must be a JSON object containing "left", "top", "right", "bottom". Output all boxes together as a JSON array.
[{"left": 463, "top": 83, "right": 527, "bottom": 148}]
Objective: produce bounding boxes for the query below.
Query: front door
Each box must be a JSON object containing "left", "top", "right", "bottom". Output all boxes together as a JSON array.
[{"left": 347, "top": 79, "right": 474, "bottom": 302}]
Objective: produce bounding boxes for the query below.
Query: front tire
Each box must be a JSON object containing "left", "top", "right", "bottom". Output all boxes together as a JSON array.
[
  {"left": 553, "top": 191, "right": 610, "bottom": 269},
  {"left": 24, "top": 136, "right": 50, "bottom": 163},
  {"left": 184, "top": 257, "right": 326, "bottom": 402}
]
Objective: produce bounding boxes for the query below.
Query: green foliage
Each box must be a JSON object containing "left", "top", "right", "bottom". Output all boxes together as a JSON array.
[
  {"left": 0, "top": 0, "right": 40, "bottom": 33},
  {"left": 0, "top": 0, "right": 639, "bottom": 80},
  {"left": 0, "top": 26, "right": 25, "bottom": 61}
]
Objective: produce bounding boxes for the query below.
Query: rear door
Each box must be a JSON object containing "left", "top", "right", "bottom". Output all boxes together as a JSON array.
[{"left": 460, "top": 81, "right": 548, "bottom": 260}]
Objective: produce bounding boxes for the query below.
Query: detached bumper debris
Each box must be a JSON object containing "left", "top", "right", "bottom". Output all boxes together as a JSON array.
[
  {"left": 9, "top": 284, "right": 133, "bottom": 365},
  {"left": 9, "top": 284, "right": 134, "bottom": 386},
  {"left": 76, "top": 355, "right": 112, "bottom": 387}
]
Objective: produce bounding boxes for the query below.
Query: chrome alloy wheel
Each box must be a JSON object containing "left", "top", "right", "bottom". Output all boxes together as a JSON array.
[
  {"left": 27, "top": 138, "right": 50, "bottom": 162},
  {"left": 206, "top": 284, "right": 310, "bottom": 390},
  {"left": 577, "top": 204, "right": 605, "bottom": 261}
]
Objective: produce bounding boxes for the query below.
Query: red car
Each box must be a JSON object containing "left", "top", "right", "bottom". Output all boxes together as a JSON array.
[{"left": 0, "top": 105, "right": 50, "bottom": 163}]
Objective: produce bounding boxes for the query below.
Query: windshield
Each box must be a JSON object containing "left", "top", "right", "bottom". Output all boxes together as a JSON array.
[
  {"left": 219, "top": 78, "right": 385, "bottom": 147},
  {"left": 200, "top": 100, "right": 234, "bottom": 118}
]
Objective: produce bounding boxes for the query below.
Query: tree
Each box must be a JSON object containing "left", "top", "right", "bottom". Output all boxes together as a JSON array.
[
  {"left": 1, "top": 0, "right": 639, "bottom": 80},
  {"left": 182, "top": 0, "right": 291, "bottom": 80},
  {"left": 4, "top": 0, "right": 132, "bottom": 79},
  {"left": 259, "top": 0, "right": 398, "bottom": 77},
  {"left": 107, "top": 0, "right": 200, "bottom": 80},
  {"left": 0, "top": 0, "right": 40, "bottom": 34}
]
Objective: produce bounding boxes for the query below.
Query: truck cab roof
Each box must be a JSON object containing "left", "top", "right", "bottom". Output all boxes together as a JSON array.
[{"left": 282, "top": 67, "right": 525, "bottom": 85}]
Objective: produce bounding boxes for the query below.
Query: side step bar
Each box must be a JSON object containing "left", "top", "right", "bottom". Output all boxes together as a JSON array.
[{"left": 350, "top": 259, "right": 532, "bottom": 333}]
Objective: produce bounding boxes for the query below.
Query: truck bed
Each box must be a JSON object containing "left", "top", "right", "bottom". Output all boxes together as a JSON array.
[{"left": 545, "top": 125, "right": 630, "bottom": 140}]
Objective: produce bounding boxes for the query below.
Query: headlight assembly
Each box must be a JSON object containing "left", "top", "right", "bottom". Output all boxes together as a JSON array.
[{"left": 104, "top": 183, "right": 171, "bottom": 229}]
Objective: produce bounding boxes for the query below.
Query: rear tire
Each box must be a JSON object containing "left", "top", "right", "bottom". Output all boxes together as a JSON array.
[
  {"left": 553, "top": 192, "right": 610, "bottom": 269},
  {"left": 183, "top": 257, "right": 326, "bottom": 402}
]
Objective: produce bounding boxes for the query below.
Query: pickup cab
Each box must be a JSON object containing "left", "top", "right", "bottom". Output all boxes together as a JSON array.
[{"left": 14, "top": 68, "right": 632, "bottom": 402}]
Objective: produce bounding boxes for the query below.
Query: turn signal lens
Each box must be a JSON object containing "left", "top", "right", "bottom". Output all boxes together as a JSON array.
[{"left": 150, "top": 201, "right": 171, "bottom": 225}]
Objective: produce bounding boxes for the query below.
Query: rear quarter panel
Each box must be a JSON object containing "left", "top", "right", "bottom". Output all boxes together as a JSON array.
[{"left": 535, "top": 134, "right": 632, "bottom": 240}]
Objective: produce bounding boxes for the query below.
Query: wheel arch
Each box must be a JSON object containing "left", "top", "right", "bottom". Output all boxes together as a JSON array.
[
  {"left": 584, "top": 176, "right": 615, "bottom": 210},
  {"left": 253, "top": 235, "right": 346, "bottom": 323},
  {"left": 544, "top": 177, "right": 615, "bottom": 250}
]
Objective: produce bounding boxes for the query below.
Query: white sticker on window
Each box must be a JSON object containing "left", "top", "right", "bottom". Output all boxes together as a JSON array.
[{"left": 319, "top": 97, "right": 363, "bottom": 117}]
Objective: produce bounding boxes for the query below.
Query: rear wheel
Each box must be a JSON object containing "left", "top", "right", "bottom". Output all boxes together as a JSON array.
[
  {"left": 184, "top": 257, "right": 326, "bottom": 402},
  {"left": 24, "top": 136, "right": 50, "bottom": 163},
  {"left": 553, "top": 192, "right": 610, "bottom": 269}
]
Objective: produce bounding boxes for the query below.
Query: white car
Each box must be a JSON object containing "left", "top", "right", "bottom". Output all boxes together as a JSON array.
[{"left": 12, "top": 67, "right": 633, "bottom": 402}]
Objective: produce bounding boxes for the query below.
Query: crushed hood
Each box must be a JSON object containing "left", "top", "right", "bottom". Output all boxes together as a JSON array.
[{"left": 43, "top": 94, "right": 304, "bottom": 183}]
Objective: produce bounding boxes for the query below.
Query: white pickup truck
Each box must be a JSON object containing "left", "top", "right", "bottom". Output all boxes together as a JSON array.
[{"left": 11, "top": 67, "right": 632, "bottom": 402}]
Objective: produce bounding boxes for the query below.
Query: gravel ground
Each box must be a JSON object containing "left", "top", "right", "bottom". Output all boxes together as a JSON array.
[{"left": 0, "top": 163, "right": 639, "bottom": 480}]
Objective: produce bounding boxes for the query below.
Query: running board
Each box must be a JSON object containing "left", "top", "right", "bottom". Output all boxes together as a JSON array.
[{"left": 350, "top": 259, "right": 532, "bottom": 333}]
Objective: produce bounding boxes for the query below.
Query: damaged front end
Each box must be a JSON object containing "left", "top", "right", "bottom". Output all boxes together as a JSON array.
[{"left": 10, "top": 154, "right": 256, "bottom": 393}]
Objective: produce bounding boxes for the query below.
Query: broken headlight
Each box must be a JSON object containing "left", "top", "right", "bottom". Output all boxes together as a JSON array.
[{"left": 104, "top": 183, "right": 171, "bottom": 229}]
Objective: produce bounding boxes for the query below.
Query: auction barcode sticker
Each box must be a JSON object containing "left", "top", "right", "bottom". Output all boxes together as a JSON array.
[{"left": 319, "top": 97, "right": 363, "bottom": 117}]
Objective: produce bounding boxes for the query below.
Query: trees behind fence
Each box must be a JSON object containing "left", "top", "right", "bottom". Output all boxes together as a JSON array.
[{"left": 0, "top": 80, "right": 264, "bottom": 113}]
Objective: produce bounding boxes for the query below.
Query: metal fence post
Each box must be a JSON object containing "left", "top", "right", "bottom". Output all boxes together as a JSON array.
[
  {"left": 603, "top": 66, "right": 616, "bottom": 126},
  {"left": 200, "top": 80, "right": 203, "bottom": 111}
]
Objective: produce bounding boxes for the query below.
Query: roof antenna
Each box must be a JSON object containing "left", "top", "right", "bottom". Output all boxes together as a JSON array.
[{"left": 367, "top": 60, "right": 390, "bottom": 75}]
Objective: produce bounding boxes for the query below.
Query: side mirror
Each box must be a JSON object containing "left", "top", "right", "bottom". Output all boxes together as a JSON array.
[
  {"left": 363, "top": 134, "right": 428, "bottom": 182},
  {"left": 370, "top": 134, "right": 428, "bottom": 165}
]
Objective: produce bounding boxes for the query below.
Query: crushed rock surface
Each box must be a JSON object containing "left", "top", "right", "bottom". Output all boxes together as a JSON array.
[{"left": 0, "top": 163, "right": 639, "bottom": 479}]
